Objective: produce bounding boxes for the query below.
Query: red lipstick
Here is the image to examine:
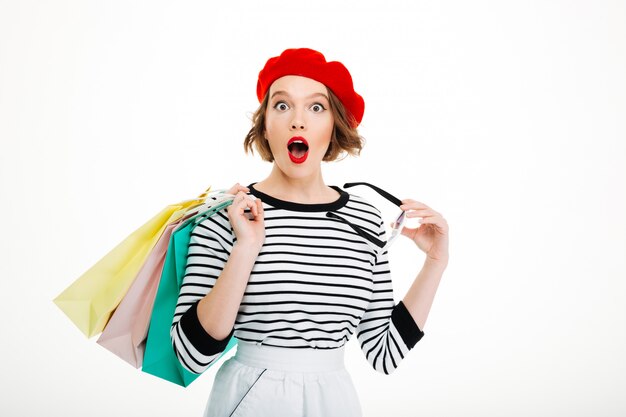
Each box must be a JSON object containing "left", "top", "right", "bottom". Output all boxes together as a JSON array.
[{"left": 287, "top": 136, "right": 309, "bottom": 164}]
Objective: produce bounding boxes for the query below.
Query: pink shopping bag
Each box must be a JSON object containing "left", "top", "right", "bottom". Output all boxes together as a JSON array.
[{"left": 96, "top": 210, "right": 196, "bottom": 368}]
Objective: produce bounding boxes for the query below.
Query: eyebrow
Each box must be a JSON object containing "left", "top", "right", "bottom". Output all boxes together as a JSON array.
[{"left": 270, "top": 90, "right": 329, "bottom": 101}]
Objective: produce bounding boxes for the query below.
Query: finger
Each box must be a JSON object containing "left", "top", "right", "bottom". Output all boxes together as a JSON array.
[
  {"left": 233, "top": 188, "right": 249, "bottom": 196},
  {"left": 227, "top": 183, "right": 250, "bottom": 195},
  {"left": 400, "top": 203, "right": 430, "bottom": 212},
  {"left": 256, "top": 199, "right": 264, "bottom": 220},
  {"left": 226, "top": 183, "right": 240, "bottom": 194},
  {"left": 401, "top": 198, "right": 427, "bottom": 207},
  {"left": 233, "top": 192, "right": 256, "bottom": 212},
  {"left": 405, "top": 209, "right": 433, "bottom": 218},
  {"left": 247, "top": 199, "right": 263, "bottom": 220},
  {"left": 247, "top": 199, "right": 263, "bottom": 222},
  {"left": 233, "top": 191, "right": 247, "bottom": 204},
  {"left": 416, "top": 212, "right": 441, "bottom": 222},
  {"left": 241, "top": 195, "right": 258, "bottom": 211},
  {"left": 418, "top": 216, "right": 449, "bottom": 232},
  {"left": 399, "top": 225, "right": 418, "bottom": 237}
]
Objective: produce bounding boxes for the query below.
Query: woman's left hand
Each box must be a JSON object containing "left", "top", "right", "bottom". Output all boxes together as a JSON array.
[{"left": 399, "top": 199, "right": 449, "bottom": 264}]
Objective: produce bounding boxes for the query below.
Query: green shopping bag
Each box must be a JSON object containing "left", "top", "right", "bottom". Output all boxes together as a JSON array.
[{"left": 142, "top": 196, "right": 238, "bottom": 387}]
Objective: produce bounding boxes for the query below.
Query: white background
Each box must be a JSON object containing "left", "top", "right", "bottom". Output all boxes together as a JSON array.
[{"left": 1, "top": 1, "right": 625, "bottom": 416}]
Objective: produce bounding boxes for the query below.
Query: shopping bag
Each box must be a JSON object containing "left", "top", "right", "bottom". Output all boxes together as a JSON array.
[
  {"left": 142, "top": 194, "right": 237, "bottom": 387},
  {"left": 96, "top": 209, "right": 196, "bottom": 368},
  {"left": 54, "top": 195, "right": 207, "bottom": 338}
]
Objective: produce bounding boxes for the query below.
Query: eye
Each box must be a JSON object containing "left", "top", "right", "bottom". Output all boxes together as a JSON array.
[
  {"left": 274, "top": 101, "right": 290, "bottom": 111},
  {"left": 310, "top": 103, "right": 326, "bottom": 113}
]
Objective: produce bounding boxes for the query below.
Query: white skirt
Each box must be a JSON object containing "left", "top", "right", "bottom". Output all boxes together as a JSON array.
[{"left": 203, "top": 341, "right": 362, "bottom": 417}]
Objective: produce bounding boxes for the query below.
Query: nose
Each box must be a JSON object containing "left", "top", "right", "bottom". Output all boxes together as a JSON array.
[{"left": 290, "top": 110, "right": 306, "bottom": 131}]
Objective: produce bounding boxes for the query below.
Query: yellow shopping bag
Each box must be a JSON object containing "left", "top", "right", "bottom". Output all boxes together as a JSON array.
[{"left": 54, "top": 190, "right": 210, "bottom": 338}]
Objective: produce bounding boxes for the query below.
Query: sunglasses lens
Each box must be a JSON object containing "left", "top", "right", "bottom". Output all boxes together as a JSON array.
[
  {"left": 393, "top": 211, "right": 406, "bottom": 229},
  {"left": 380, "top": 211, "right": 405, "bottom": 253}
]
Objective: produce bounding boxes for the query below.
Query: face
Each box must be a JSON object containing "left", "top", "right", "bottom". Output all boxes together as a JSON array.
[{"left": 264, "top": 75, "right": 334, "bottom": 179}]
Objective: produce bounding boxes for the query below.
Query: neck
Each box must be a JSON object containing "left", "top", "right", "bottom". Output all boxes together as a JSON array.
[{"left": 255, "top": 164, "right": 337, "bottom": 204}]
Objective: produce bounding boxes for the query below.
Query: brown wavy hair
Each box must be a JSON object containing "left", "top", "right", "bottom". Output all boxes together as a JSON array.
[{"left": 243, "top": 88, "right": 365, "bottom": 162}]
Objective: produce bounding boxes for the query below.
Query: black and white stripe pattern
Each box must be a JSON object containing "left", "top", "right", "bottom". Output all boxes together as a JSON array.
[{"left": 171, "top": 184, "right": 423, "bottom": 375}]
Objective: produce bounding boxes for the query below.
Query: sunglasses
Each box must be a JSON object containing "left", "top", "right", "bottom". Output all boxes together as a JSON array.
[{"left": 326, "top": 182, "right": 406, "bottom": 254}]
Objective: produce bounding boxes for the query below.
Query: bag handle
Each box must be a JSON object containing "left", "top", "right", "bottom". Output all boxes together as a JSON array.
[{"left": 178, "top": 186, "right": 224, "bottom": 205}]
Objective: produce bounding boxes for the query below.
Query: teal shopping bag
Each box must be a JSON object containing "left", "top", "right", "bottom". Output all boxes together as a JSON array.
[{"left": 142, "top": 197, "right": 238, "bottom": 387}]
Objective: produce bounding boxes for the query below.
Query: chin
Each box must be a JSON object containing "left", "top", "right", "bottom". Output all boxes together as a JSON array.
[{"left": 278, "top": 162, "right": 316, "bottom": 179}]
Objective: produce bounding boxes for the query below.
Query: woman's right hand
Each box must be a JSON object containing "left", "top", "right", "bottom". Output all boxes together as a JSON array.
[{"left": 225, "top": 183, "right": 265, "bottom": 252}]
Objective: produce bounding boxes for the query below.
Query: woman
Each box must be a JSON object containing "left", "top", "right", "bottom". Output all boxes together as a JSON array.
[{"left": 171, "top": 48, "right": 449, "bottom": 416}]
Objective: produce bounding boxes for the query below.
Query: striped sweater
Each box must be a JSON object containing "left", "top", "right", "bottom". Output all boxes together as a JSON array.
[{"left": 171, "top": 183, "right": 424, "bottom": 375}]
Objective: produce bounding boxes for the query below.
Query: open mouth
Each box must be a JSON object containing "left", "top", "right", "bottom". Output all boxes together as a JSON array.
[{"left": 287, "top": 136, "right": 309, "bottom": 164}]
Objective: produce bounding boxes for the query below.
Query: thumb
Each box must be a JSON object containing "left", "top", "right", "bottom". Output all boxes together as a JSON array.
[{"left": 399, "top": 225, "right": 417, "bottom": 238}]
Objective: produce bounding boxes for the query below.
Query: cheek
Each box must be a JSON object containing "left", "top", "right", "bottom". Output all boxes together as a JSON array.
[
  {"left": 263, "top": 117, "right": 284, "bottom": 155},
  {"left": 264, "top": 113, "right": 286, "bottom": 136},
  {"left": 318, "top": 117, "right": 334, "bottom": 142},
  {"left": 264, "top": 115, "right": 274, "bottom": 135}
]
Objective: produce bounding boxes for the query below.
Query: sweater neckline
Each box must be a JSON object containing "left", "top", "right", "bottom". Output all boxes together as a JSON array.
[{"left": 248, "top": 183, "right": 349, "bottom": 212}]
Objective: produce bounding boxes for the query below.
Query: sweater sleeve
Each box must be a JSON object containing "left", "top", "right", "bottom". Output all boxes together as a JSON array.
[
  {"left": 355, "top": 220, "right": 424, "bottom": 375},
  {"left": 170, "top": 207, "right": 235, "bottom": 374}
]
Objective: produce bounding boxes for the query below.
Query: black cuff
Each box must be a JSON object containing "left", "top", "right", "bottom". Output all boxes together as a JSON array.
[
  {"left": 391, "top": 301, "right": 424, "bottom": 349},
  {"left": 179, "top": 301, "right": 234, "bottom": 356}
]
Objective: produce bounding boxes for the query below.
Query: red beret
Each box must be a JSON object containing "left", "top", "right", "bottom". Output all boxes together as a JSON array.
[{"left": 256, "top": 48, "right": 365, "bottom": 127}]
